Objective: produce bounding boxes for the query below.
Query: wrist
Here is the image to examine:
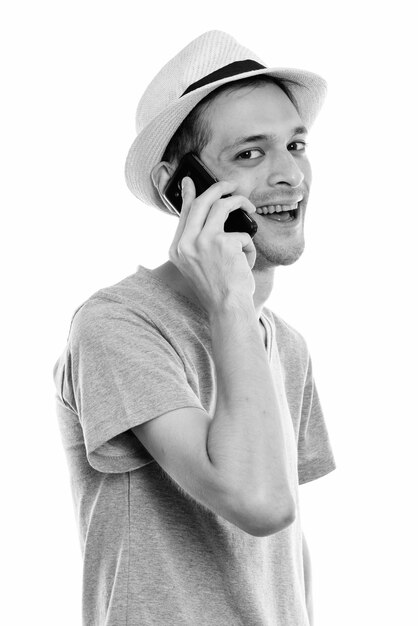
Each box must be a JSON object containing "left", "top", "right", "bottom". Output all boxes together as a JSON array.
[{"left": 208, "top": 296, "right": 256, "bottom": 325}]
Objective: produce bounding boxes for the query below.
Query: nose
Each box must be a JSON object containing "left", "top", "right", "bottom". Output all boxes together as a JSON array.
[{"left": 267, "top": 151, "right": 304, "bottom": 188}]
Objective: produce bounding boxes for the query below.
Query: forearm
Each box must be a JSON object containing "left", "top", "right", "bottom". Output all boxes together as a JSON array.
[
  {"left": 302, "top": 532, "right": 314, "bottom": 624},
  {"left": 206, "top": 299, "right": 294, "bottom": 518}
]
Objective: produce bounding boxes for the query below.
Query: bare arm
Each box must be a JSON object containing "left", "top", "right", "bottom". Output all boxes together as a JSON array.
[
  {"left": 207, "top": 301, "right": 296, "bottom": 534},
  {"left": 134, "top": 303, "right": 295, "bottom": 537},
  {"left": 302, "top": 532, "right": 314, "bottom": 624}
]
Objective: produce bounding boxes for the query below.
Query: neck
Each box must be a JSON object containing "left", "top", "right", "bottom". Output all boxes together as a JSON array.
[{"left": 252, "top": 267, "right": 275, "bottom": 318}]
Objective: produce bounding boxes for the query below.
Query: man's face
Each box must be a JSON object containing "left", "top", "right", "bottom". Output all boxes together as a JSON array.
[{"left": 199, "top": 82, "right": 312, "bottom": 270}]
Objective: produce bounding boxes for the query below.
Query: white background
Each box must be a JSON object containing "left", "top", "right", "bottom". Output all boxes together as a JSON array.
[{"left": 2, "top": 1, "right": 417, "bottom": 624}]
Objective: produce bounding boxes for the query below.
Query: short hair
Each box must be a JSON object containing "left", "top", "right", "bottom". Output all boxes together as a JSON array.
[{"left": 162, "top": 75, "right": 302, "bottom": 165}]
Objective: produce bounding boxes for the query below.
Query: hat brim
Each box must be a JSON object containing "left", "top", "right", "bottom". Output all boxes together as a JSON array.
[{"left": 125, "top": 66, "right": 327, "bottom": 214}]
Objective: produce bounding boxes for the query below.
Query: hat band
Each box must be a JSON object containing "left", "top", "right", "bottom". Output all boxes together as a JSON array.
[{"left": 181, "top": 59, "right": 266, "bottom": 96}]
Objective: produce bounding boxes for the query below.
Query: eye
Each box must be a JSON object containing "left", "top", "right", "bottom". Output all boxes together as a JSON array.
[
  {"left": 236, "top": 149, "right": 264, "bottom": 160},
  {"left": 288, "top": 141, "right": 307, "bottom": 152}
]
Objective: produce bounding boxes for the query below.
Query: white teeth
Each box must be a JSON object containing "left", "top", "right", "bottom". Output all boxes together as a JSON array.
[{"left": 256, "top": 203, "right": 298, "bottom": 215}]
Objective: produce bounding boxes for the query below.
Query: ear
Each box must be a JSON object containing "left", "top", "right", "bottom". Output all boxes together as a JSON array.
[{"left": 151, "top": 161, "right": 175, "bottom": 199}]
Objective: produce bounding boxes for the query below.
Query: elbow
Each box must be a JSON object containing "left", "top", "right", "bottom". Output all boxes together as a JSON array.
[
  {"left": 247, "top": 501, "right": 296, "bottom": 537},
  {"left": 234, "top": 491, "right": 296, "bottom": 537}
]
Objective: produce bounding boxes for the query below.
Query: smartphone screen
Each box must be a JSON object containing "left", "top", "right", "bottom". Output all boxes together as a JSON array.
[{"left": 163, "top": 153, "right": 258, "bottom": 238}]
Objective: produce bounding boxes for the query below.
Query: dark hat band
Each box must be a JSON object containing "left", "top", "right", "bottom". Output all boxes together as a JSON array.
[{"left": 181, "top": 59, "right": 266, "bottom": 96}]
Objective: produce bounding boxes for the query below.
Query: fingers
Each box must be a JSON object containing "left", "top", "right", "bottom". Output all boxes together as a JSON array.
[
  {"left": 182, "top": 178, "right": 241, "bottom": 236},
  {"left": 203, "top": 195, "right": 256, "bottom": 234},
  {"left": 180, "top": 176, "right": 196, "bottom": 215},
  {"left": 170, "top": 176, "right": 196, "bottom": 253},
  {"left": 235, "top": 232, "right": 257, "bottom": 270}
]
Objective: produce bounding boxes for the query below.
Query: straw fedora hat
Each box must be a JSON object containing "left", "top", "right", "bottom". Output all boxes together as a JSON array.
[{"left": 125, "top": 30, "right": 327, "bottom": 214}]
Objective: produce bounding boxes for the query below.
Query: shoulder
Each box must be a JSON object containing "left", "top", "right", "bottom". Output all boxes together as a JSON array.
[
  {"left": 70, "top": 267, "right": 163, "bottom": 326},
  {"left": 68, "top": 289, "right": 156, "bottom": 353}
]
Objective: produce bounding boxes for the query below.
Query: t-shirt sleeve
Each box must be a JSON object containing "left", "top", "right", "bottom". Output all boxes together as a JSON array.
[
  {"left": 297, "top": 355, "right": 337, "bottom": 484},
  {"left": 68, "top": 297, "right": 205, "bottom": 474}
]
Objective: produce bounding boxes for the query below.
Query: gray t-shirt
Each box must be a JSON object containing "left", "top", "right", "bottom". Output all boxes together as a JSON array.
[{"left": 53, "top": 265, "right": 336, "bottom": 626}]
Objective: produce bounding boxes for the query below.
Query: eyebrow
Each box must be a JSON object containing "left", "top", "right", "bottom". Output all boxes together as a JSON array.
[{"left": 220, "top": 126, "right": 308, "bottom": 155}]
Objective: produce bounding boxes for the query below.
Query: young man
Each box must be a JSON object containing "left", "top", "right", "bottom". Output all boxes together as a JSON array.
[{"left": 53, "top": 31, "right": 336, "bottom": 626}]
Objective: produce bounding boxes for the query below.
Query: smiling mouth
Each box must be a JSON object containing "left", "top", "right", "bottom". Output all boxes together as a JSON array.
[{"left": 255, "top": 201, "right": 301, "bottom": 223}]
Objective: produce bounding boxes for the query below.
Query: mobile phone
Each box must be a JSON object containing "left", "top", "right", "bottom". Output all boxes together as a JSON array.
[{"left": 162, "top": 153, "right": 258, "bottom": 238}]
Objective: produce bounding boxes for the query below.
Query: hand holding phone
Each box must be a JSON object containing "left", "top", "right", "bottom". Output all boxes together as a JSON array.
[
  {"left": 166, "top": 166, "right": 258, "bottom": 315},
  {"left": 162, "top": 153, "right": 258, "bottom": 238}
]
